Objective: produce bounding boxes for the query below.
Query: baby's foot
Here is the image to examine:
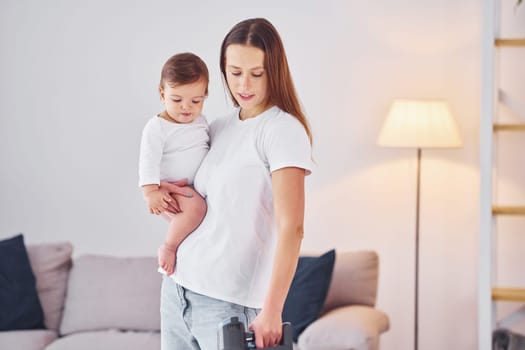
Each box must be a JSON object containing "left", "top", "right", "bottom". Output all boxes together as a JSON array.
[{"left": 158, "top": 245, "right": 176, "bottom": 276}]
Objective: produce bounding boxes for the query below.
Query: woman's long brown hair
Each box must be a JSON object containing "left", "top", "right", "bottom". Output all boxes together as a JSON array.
[{"left": 220, "top": 18, "right": 312, "bottom": 145}]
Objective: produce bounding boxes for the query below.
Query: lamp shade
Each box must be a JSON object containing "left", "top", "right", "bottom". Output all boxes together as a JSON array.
[{"left": 377, "top": 99, "right": 462, "bottom": 148}]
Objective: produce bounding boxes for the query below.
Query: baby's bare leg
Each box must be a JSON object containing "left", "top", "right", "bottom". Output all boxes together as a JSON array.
[{"left": 158, "top": 187, "right": 207, "bottom": 275}]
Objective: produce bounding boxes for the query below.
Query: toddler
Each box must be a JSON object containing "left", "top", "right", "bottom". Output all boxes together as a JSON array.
[{"left": 138, "top": 52, "right": 209, "bottom": 275}]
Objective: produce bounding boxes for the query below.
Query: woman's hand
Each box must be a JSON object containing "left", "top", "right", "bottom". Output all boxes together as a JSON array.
[
  {"left": 158, "top": 180, "right": 193, "bottom": 214},
  {"left": 142, "top": 185, "right": 175, "bottom": 215},
  {"left": 249, "top": 309, "right": 282, "bottom": 348}
]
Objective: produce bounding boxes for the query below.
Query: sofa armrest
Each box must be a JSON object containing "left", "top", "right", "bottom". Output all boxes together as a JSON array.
[{"left": 297, "top": 305, "right": 389, "bottom": 350}]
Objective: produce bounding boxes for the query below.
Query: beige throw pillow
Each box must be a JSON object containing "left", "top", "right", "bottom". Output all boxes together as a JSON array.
[{"left": 27, "top": 242, "right": 73, "bottom": 331}]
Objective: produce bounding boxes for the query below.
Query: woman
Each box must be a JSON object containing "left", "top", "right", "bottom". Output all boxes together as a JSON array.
[{"left": 159, "top": 18, "right": 312, "bottom": 349}]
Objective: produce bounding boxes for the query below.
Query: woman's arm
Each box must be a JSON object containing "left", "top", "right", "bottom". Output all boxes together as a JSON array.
[{"left": 250, "top": 166, "right": 306, "bottom": 348}]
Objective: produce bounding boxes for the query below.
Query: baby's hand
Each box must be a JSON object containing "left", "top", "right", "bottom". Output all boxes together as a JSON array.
[{"left": 145, "top": 190, "right": 173, "bottom": 215}]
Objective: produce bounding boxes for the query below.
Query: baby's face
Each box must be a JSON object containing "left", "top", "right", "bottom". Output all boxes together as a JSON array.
[{"left": 160, "top": 79, "right": 207, "bottom": 123}]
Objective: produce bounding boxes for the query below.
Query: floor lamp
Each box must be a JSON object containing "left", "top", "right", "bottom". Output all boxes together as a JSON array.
[{"left": 377, "top": 99, "right": 462, "bottom": 350}]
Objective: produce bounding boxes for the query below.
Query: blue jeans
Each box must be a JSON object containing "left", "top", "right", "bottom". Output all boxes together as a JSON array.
[{"left": 160, "top": 275, "right": 260, "bottom": 350}]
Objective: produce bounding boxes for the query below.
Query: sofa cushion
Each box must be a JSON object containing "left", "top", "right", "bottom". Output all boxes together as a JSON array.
[
  {"left": 59, "top": 255, "right": 161, "bottom": 335},
  {"left": 27, "top": 241, "right": 73, "bottom": 331},
  {"left": 297, "top": 305, "right": 390, "bottom": 350},
  {"left": 282, "top": 249, "right": 335, "bottom": 342},
  {"left": 0, "top": 329, "right": 58, "bottom": 350},
  {"left": 322, "top": 250, "right": 378, "bottom": 314},
  {"left": 0, "top": 234, "right": 45, "bottom": 331},
  {"left": 45, "top": 330, "right": 160, "bottom": 350}
]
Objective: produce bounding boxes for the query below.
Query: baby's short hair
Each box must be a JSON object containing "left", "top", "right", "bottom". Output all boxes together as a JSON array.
[{"left": 160, "top": 53, "right": 209, "bottom": 95}]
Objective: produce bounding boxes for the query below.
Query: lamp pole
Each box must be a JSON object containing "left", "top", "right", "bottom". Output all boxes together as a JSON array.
[
  {"left": 377, "top": 99, "right": 462, "bottom": 350},
  {"left": 414, "top": 147, "right": 421, "bottom": 350}
]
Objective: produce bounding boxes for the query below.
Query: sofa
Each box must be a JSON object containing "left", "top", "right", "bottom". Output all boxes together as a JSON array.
[{"left": 0, "top": 241, "right": 389, "bottom": 350}]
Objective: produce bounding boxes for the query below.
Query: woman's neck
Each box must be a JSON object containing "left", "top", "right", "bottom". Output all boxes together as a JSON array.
[{"left": 239, "top": 103, "right": 273, "bottom": 120}]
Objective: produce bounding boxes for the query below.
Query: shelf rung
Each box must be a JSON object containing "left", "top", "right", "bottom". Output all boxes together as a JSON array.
[
  {"left": 495, "top": 38, "right": 525, "bottom": 47},
  {"left": 494, "top": 124, "right": 525, "bottom": 132},
  {"left": 492, "top": 206, "right": 525, "bottom": 216},
  {"left": 492, "top": 288, "right": 525, "bottom": 302}
]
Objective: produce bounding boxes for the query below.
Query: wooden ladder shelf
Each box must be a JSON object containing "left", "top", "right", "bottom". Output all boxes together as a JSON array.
[
  {"left": 492, "top": 206, "right": 525, "bottom": 216},
  {"left": 493, "top": 124, "right": 525, "bottom": 132},
  {"left": 479, "top": 7, "right": 525, "bottom": 347},
  {"left": 495, "top": 38, "right": 525, "bottom": 47},
  {"left": 492, "top": 288, "right": 525, "bottom": 302}
]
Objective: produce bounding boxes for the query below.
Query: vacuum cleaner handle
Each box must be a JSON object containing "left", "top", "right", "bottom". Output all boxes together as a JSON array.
[{"left": 218, "top": 317, "right": 293, "bottom": 350}]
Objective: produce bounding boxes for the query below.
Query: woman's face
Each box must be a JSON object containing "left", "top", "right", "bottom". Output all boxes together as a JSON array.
[{"left": 224, "top": 44, "right": 269, "bottom": 119}]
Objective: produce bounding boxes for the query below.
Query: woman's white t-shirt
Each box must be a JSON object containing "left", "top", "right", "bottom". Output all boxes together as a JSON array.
[{"left": 171, "top": 106, "right": 312, "bottom": 308}]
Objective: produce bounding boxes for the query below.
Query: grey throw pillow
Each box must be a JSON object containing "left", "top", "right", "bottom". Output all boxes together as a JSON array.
[{"left": 59, "top": 255, "right": 161, "bottom": 335}]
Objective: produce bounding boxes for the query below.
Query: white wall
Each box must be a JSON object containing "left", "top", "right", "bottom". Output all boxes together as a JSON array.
[{"left": 0, "top": 0, "right": 503, "bottom": 349}]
